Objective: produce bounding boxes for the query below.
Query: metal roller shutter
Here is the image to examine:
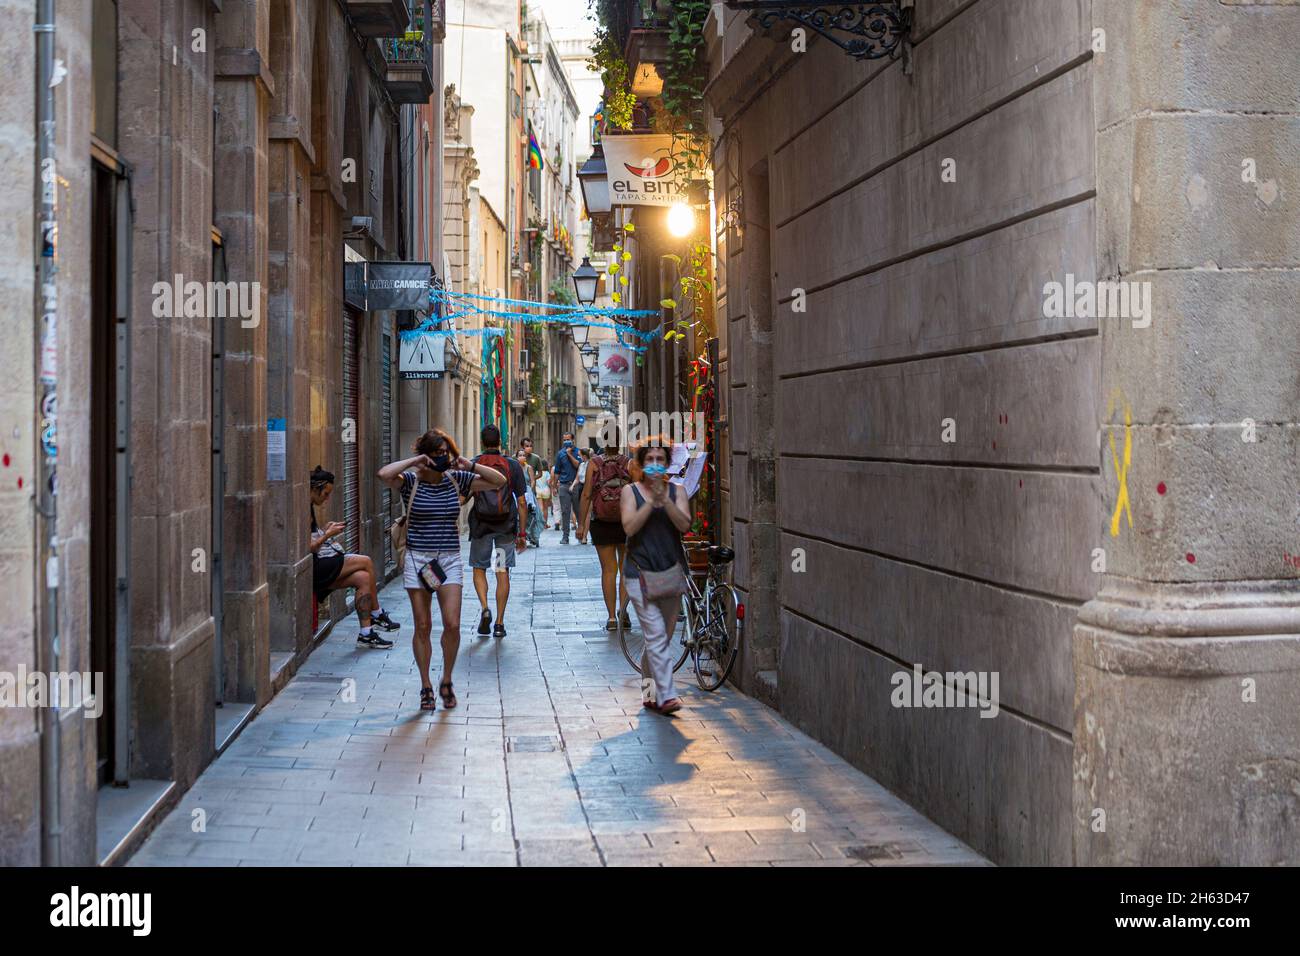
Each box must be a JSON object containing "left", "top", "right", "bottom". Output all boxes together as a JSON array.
[{"left": 342, "top": 308, "right": 360, "bottom": 555}]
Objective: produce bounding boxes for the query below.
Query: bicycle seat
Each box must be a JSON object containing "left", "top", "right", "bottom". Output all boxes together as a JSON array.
[{"left": 707, "top": 545, "right": 735, "bottom": 565}]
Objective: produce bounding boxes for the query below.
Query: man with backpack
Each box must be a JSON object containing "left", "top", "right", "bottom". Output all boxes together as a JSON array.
[{"left": 469, "top": 424, "right": 529, "bottom": 639}]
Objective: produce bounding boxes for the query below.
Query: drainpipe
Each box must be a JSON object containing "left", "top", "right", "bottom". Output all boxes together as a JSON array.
[{"left": 34, "top": 0, "right": 61, "bottom": 867}]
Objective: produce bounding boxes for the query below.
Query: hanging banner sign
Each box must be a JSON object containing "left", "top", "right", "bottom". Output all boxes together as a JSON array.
[
  {"left": 344, "top": 261, "right": 367, "bottom": 310},
  {"left": 367, "top": 261, "right": 432, "bottom": 311},
  {"left": 601, "top": 135, "right": 686, "bottom": 207},
  {"left": 597, "top": 343, "right": 635, "bottom": 387},
  {"left": 399, "top": 332, "right": 446, "bottom": 379}
]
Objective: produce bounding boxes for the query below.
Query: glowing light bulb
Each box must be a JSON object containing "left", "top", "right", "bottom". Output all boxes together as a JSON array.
[{"left": 666, "top": 202, "right": 695, "bottom": 237}]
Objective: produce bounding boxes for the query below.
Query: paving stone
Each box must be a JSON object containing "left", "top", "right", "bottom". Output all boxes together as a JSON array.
[{"left": 130, "top": 525, "right": 985, "bottom": 868}]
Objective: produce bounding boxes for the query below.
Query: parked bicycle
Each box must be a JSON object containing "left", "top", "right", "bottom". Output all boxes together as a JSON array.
[{"left": 621, "top": 543, "right": 743, "bottom": 691}]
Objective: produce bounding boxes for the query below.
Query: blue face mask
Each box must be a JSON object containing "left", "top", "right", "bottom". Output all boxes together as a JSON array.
[
  {"left": 431, "top": 454, "right": 451, "bottom": 471},
  {"left": 643, "top": 463, "right": 667, "bottom": 478}
]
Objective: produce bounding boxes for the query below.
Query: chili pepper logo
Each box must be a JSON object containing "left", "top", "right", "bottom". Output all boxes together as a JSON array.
[{"left": 623, "top": 157, "right": 672, "bottom": 178}]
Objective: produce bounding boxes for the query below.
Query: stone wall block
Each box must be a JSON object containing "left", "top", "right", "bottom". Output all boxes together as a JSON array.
[
  {"left": 1092, "top": 0, "right": 1300, "bottom": 130},
  {"left": 1095, "top": 423, "right": 1300, "bottom": 584}
]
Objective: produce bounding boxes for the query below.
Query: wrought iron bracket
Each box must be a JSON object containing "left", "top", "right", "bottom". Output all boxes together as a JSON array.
[{"left": 725, "top": 1, "right": 913, "bottom": 69}]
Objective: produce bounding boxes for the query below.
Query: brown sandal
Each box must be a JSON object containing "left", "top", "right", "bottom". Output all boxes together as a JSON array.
[
  {"left": 438, "top": 681, "right": 457, "bottom": 709},
  {"left": 419, "top": 686, "right": 436, "bottom": 711}
]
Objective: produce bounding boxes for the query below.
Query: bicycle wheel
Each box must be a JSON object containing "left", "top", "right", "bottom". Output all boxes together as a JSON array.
[
  {"left": 692, "top": 583, "right": 741, "bottom": 691},
  {"left": 619, "top": 592, "right": 692, "bottom": 675}
]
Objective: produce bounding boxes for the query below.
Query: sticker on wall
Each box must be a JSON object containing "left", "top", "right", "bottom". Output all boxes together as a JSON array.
[{"left": 267, "top": 418, "right": 286, "bottom": 483}]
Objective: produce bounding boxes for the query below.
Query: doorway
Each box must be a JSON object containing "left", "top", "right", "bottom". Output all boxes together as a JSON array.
[
  {"left": 89, "top": 160, "right": 117, "bottom": 785},
  {"left": 89, "top": 154, "right": 130, "bottom": 787}
]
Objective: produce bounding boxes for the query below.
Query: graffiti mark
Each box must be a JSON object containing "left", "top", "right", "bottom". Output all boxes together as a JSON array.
[{"left": 1107, "top": 390, "right": 1133, "bottom": 538}]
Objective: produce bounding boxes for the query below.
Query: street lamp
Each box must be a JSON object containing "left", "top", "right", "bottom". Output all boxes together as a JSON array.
[
  {"left": 666, "top": 202, "right": 696, "bottom": 238},
  {"left": 572, "top": 256, "right": 599, "bottom": 307},
  {"left": 577, "top": 145, "right": 611, "bottom": 218}
]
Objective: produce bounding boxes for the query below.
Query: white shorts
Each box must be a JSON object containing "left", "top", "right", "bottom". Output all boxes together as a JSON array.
[{"left": 402, "top": 548, "right": 464, "bottom": 590}]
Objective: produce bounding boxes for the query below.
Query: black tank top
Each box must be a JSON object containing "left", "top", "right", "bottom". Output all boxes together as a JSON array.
[{"left": 626, "top": 484, "right": 686, "bottom": 578}]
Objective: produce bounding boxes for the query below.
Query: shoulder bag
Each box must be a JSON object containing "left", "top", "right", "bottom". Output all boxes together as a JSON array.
[{"left": 390, "top": 476, "right": 420, "bottom": 562}]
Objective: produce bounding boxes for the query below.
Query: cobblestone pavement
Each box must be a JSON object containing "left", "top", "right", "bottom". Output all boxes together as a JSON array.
[{"left": 130, "top": 525, "right": 987, "bottom": 867}]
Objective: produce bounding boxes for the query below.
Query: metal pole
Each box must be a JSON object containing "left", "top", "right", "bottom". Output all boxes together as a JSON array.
[{"left": 34, "top": 0, "right": 61, "bottom": 867}]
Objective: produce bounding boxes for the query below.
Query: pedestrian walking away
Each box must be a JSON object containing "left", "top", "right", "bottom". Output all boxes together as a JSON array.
[
  {"left": 468, "top": 424, "right": 529, "bottom": 640},
  {"left": 571, "top": 447, "right": 592, "bottom": 543},
  {"left": 516, "top": 448, "right": 543, "bottom": 546},
  {"left": 577, "top": 430, "right": 633, "bottom": 630},
  {"left": 518, "top": 438, "right": 544, "bottom": 546},
  {"left": 621, "top": 437, "right": 693, "bottom": 715},
  {"left": 537, "top": 462, "right": 553, "bottom": 529},
  {"left": 379, "top": 429, "right": 507, "bottom": 712},
  {"left": 309, "top": 466, "right": 398, "bottom": 648},
  {"left": 554, "top": 432, "right": 581, "bottom": 543}
]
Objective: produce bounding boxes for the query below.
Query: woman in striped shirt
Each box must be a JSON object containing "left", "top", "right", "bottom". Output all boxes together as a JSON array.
[{"left": 379, "top": 428, "right": 506, "bottom": 711}]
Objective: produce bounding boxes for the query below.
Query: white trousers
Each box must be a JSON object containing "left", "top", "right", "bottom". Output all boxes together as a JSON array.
[{"left": 627, "top": 577, "right": 682, "bottom": 706}]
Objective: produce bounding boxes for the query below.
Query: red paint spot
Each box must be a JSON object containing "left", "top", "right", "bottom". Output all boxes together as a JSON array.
[
  {"left": 2, "top": 453, "right": 8, "bottom": 467},
  {"left": 16, "top": 477, "right": 22, "bottom": 489},
  {"left": 1018, "top": 479, "right": 1023, "bottom": 488},
  {"left": 1186, "top": 553, "right": 1196, "bottom": 564},
  {"left": 1157, "top": 482, "right": 1167, "bottom": 495}
]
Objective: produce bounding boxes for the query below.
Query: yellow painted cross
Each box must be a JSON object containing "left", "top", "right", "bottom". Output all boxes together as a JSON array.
[{"left": 1108, "top": 398, "right": 1133, "bottom": 537}]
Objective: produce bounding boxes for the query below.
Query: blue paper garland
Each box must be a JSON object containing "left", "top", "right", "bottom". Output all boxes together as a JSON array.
[{"left": 410, "top": 287, "right": 662, "bottom": 351}]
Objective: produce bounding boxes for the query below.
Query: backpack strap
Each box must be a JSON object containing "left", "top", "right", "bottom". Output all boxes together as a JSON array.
[{"left": 403, "top": 474, "right": 420, "bottom": 514}]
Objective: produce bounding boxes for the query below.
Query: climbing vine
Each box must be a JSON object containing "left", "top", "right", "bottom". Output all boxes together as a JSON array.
[
  {"left": 525, "top": 323, "right": 546, "bottom": 422},
  {"left": 659, "top": 0, "right": 710, "bottom": 134},
  {"left": 588, "top": 0, "right": 636, "bottom": 130}
]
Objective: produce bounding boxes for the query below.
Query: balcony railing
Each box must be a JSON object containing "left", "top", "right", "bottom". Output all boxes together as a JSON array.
[
  {"left": 547, "top": 383, "right": 577, "bottom": 415},
  {"left": 346, "top": 0, "right": 411, "bottom": 38},
  {"left": 380, "top": 0, "right": 436, "bottom": 104},
  {"left": 511, "top": 376, "right": 529, "bottom": 409}
]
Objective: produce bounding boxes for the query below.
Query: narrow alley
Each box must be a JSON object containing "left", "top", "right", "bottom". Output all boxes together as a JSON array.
[{"left": 128, "top": 527, "right": 985, "bottom": 868}]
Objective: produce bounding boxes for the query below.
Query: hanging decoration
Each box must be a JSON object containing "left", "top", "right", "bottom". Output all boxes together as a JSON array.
[
  {"left": 420, "top": 287, "right": 665, "bottom": 352},
  {"left": 480, "top": 331, "right": 507, "bottom": 448}
]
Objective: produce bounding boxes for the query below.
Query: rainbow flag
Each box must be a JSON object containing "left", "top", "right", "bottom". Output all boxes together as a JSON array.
[{"left": 527, "top": 133, "right": 543, "bottom": 171}]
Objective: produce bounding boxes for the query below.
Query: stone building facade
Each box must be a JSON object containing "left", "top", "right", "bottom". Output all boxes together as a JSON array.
[
  {"left": 704, "top": 0, "right": 1298, "bottom": 865},
  {"left": 1, "top": 0, "right": 443, "bottom": 865}
]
